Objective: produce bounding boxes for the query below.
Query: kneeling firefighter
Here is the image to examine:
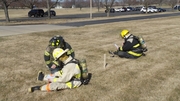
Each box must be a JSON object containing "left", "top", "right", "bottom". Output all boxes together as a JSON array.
[
  {"left": 29, "top": 48, "right": 91, "bottom": 92},
  {"left": 109, "top": 29, "right": 147, "bottom": 59}
]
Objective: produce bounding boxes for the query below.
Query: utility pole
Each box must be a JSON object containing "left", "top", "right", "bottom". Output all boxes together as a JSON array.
[
  {"left": 177, "top": 0, "right": 179, "bottom": 11},
  {"left": 90, "top": 0, "right": 92, "bottom": 19}
]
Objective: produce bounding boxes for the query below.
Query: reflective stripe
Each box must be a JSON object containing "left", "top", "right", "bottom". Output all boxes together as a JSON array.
[
  {"left": 46, "top": 83, "right": 50, "bottom": 92},
  {"left": 53, "top": 78, "right": 58, "bottom": 82},
  {"left": 59, "top": 70, "right": 63, "bottom": 76},
  {"left": 44, "top": 51, "right": 50, "bottom": 56},
  {"left": 52, "top": 61, "right": 59, "bottom": 65},
  {"left": 120, "top": 47, "right": 123, "bottom": 51},
  {"left": 45, "top": 61, "right": 51, "bottom": 64},
  {"left": 133, "top": 44, "right": 140, "bottom": 48},
  {"left": 67, "top": 49, "right": 74, "bottom": 55},
  {"left": 128, "top": 51, "right": 142, "bottom": 56},
  {"left": 66, "top": 82, "right": 73, "bottom": 88},
  {"left": 75, "top": 65, "right": 81, "bottom": 79}
]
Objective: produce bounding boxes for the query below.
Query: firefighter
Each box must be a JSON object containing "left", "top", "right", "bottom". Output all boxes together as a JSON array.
[
  {"left": 109, "top": 29, "right": 145, "bottom": 59},
  {"left": 29, "top": 48, "right": 82, "bottom": 92},
  {"left": 44, "top": 35, "right": 75, "bottom": 74}
]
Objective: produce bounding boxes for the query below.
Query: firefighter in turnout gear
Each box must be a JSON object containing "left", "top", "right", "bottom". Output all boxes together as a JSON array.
[
  {"left": 109, "top": 29, "right": 146, "bottom": 59},
  {"left": 44, "top": 35, "right": 75, "bottom": 74},
  {"left": 29, "top": 48, "right": 82, "bottom": 92}
]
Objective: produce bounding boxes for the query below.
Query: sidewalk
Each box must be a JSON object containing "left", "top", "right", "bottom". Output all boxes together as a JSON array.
[{"left": 0, "top": 24, "right": 75, "bottom": 37}]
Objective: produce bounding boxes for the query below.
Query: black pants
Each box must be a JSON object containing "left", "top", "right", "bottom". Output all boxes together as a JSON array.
[{"left": 114, "top": 50, "right": 139, "bottom": 59}]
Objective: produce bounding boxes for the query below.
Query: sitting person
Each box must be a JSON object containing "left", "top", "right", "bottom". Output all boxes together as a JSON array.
[
  {"left": 44, "top": 35, "right": 75, "bottom": 74},
  {"left": 109, "top": 29, "right": 147, "bottom": 59},
  {"left": 29, "top": 48, "right": 91, "bottom": 92}
]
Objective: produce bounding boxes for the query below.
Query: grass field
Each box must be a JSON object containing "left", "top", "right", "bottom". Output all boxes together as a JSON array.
[{"left": 0, "top": 8, "right": 180, "bottom": 101}]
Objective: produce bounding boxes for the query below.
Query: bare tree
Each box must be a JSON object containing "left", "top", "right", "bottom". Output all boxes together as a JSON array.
[
  {"left": 0, "top": 0, "right": 18, "bottom": 22},
  {"left": 46, "top": 0, "right": 59, "bottom": 19},
  {"left": 104, "top": 0, "right": 115, "bottom": 17},
  {"left": 18, "top": 0, "right": 39, "bottom": 9},
  {"left": 123, "top": 0, "right": 134, "bottom": 6},
  {"left": 142, "top": 0, "right": 153, "bottom": 13},
  {"left": 168, "top": 0, "right": 178, "bottom": 10}
]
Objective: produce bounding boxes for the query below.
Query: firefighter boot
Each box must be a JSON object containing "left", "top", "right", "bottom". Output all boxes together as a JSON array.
[
  {"left": 28, "top": 86, "right": 41, "bottom": 92},
  {"left": 37, "top": 71, "right": 44, "bottom": 81}
]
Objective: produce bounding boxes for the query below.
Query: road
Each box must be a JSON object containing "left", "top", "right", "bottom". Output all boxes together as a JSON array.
[{"left": 0, "top": 10, "right": 180, "bottom": 37}]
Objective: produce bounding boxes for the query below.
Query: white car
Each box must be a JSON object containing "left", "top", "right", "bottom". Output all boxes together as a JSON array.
[
  {"left": 140, "top": 7, "right": 158, "bottom": 13},
  {"left": 115, "top": 8, "right": 125, "bottom": 12}
]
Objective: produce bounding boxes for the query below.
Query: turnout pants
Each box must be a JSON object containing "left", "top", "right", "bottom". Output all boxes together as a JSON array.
[
  {"left": 41, "top": 80, "right": 82, "bottom": 92},
  {"left": 115, "top": 50, "right": 139, "bottom": 59}
]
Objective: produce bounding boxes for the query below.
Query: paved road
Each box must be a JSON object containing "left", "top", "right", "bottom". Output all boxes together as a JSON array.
[{"left": 0, "top": 11, "right": 180, "bottom": 37}]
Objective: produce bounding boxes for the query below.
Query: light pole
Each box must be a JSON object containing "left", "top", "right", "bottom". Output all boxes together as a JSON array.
[{"left": 90, "top": 0, "right": 92, "bottom": 19}]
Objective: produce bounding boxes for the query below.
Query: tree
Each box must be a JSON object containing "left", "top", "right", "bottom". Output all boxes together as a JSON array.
[
  {"left": 104, "top": 0, "right": 115, "bottom": 17},
  {"left": 19, "top": 0, "right": 39, "bottom": 9},
  {"left": 46, "top": 0, "right": 59, "bottom": 19},
  {"left": 168, "top": 0, "right": 178, "bottom": 10},
  {"left": 0, "top": 0, "right": 18, "bottom": 22}
]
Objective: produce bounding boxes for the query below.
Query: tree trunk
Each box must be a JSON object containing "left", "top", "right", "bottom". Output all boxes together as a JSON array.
[
  {"left": 2, "top": 2, "right": 10, "bottom": 22},
  {"left": 47, "top": 0, "right": 51, "bottom": 19}
]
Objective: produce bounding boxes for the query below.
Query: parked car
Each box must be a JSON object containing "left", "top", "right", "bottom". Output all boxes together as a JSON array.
[
  {"left": 157, "top": 8, "right": 166, "bottom": 12},
  {"left": 126, "top": 7, "right": 137, "bottom": 11},
  {"left": 114, "top": 8, "right": 126, "bottom": 12},
  {"left": 174, "top": 5, "right": 180, "bottom": 10},
  {"left": 28, "top": 9, "right": 44, "bottom": 17},
  {"left": 105, "top": 8, "right": 115, "bottom": 13},
  {"left": 44, "top": 10, "right": 56, "bottom": 16},
  {"left": 135, "top": 6, "right": 143, "bottom": 11},
  {"left": 140, "top": 7, "right": 157, "bottom": 13}
]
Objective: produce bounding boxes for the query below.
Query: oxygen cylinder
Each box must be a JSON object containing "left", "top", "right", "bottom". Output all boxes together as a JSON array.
[
  {"left": 139, "top": 36, "right": 146, "bottom": 49},
  {"left": 79, "top": 59, "right": 88, "bottom": 79}
]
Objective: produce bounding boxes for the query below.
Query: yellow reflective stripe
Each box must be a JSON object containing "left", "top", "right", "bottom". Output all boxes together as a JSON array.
[
  {"left": 70, "top": 49, "right": 74, "bottom": 53},
  {"left": 120, "top": 47, "right": 123, "bottom": 51},
  {"left": 53, "top": 78, "right": 58, "bottom": 82},
  {"left": 45, "top": 61, "right": 51, "bottom": 64},
  {"left": 75, "top": 65, "right": 81, "bottom": 79},
  {"left": 52, "top": 61, "right": 59, "bottom": 65},
  {"left": 44, "top": 51, "right": 50, "bottom": 56},
  {"left": 133, "top": 44, "right": 140, "bottom": 48},
  {"left": 128, "top": 51, "right": 142, "bottom": 56},
  {"left": 67, "top": 49, "right": 74, "bottom": 55},
  {"left": 59, "top": 70, "right": 63, "bottom": 76},
  {"left": 66, "top": 82, "right": 72, "bottom": 88},
  {"left": 67, "top": 50, "right": 71, "bottom": 55}
]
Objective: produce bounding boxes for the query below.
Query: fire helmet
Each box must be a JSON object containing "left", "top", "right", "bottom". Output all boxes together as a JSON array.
[
  {"left": 53, "top": 48, "right": 69, "bottom": 60},
  {"left": 120, "top": 29, "right": 129, "bottom": 38},
  {"left": 49, "top": 35, "right": 65, "bottom": 48}
]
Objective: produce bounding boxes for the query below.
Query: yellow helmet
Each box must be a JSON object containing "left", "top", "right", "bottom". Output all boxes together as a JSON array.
[
  {"left": 120, "top": 29, "right": 129, "bottom": 38},
  {"left": 53, "top": 48, "right": 69, "bottom": 60}
]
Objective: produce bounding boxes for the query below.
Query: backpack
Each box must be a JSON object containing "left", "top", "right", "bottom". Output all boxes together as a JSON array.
[
  {"left": 135, "top": 36, "right": 148, "bottom": 52},
  {"left": 67, "top": 58, "right": 92, "bottom": 85}
]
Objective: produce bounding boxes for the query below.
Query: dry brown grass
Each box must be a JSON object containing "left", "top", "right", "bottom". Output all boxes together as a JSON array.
[{"left": 0, "top": 15, "right": 180, "bottom": 101}]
